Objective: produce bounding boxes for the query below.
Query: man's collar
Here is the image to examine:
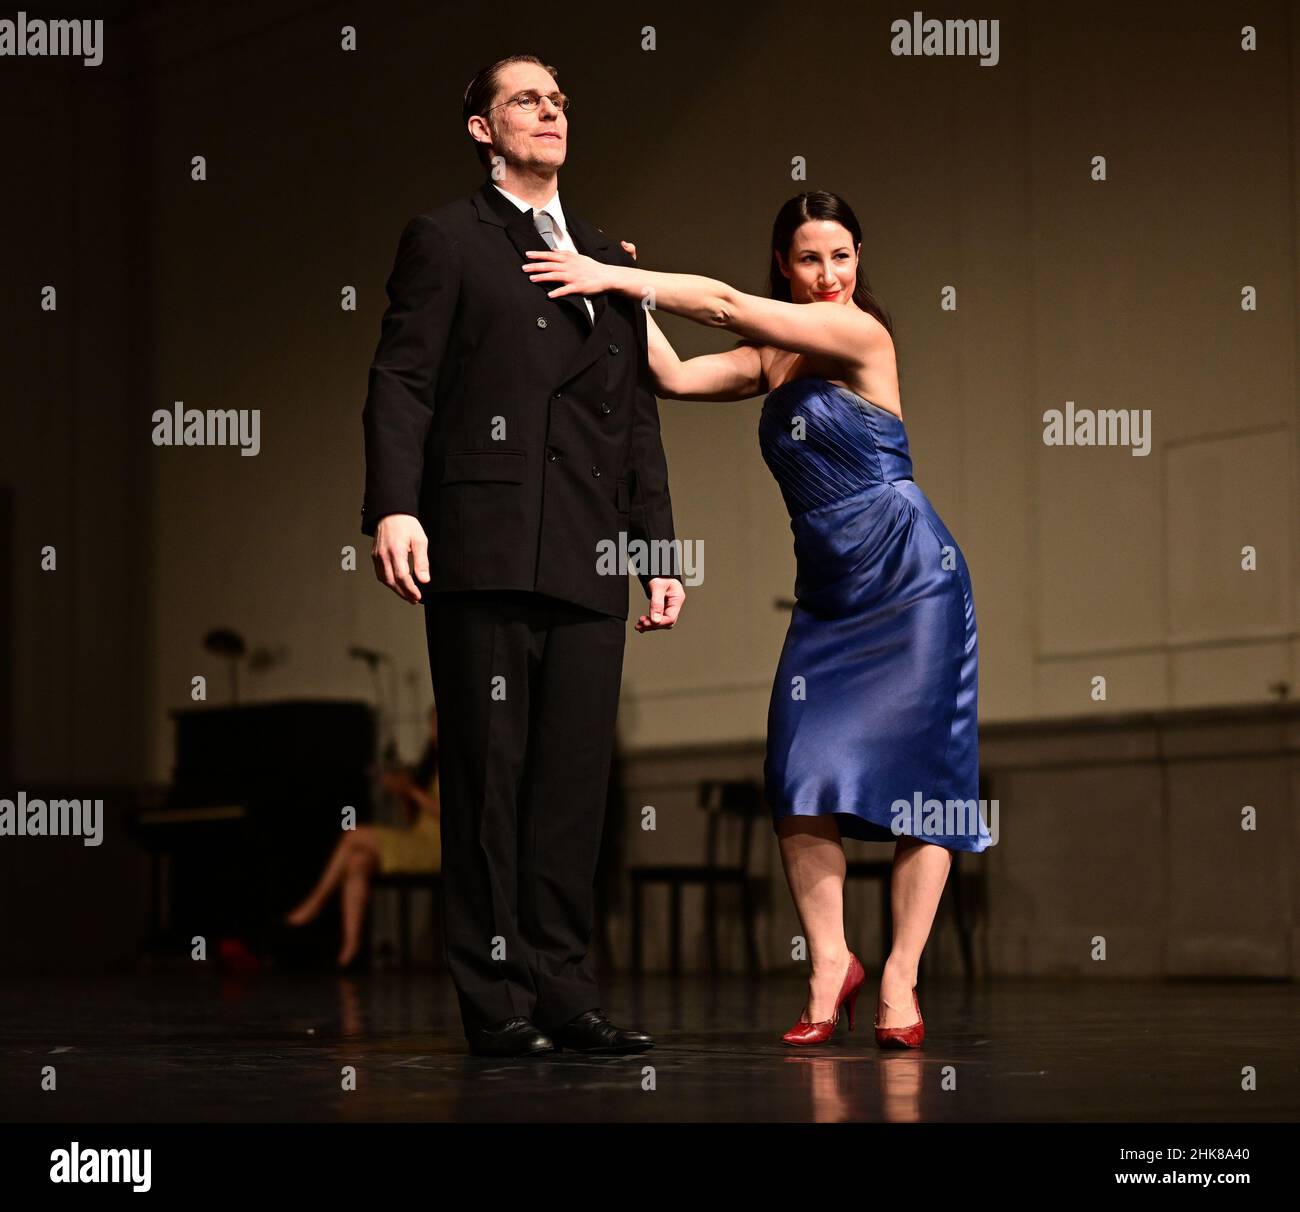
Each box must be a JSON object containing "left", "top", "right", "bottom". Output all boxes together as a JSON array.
[
  {"left": 471, "top": 179, "right": 610, "bottom": 256},
  {"left": 492, "top": 182, "right": 568, "bottom": 235}
]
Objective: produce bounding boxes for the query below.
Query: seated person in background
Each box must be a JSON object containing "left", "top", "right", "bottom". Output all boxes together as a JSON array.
[{"left": 284, "top": 705, "right": 441, "bottom": 968}]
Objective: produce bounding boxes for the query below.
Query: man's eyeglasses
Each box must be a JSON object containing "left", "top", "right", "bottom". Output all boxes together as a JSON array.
[{"left": 487, "top": 89, "right": 570, "bottom": 114}]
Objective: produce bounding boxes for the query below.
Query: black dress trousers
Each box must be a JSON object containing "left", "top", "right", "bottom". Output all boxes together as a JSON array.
[{"left": 424, "top": 588, "right": 626, "bottom": 1036}]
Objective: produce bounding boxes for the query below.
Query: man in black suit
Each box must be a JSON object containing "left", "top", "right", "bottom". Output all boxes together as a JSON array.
[{"left": 360, "top": 53, "right": 685, "bottom": 1057}]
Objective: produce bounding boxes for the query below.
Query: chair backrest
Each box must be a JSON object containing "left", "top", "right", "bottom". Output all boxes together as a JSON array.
[{"left": 698, "top": 778, "right": 765, "bottom": 872}]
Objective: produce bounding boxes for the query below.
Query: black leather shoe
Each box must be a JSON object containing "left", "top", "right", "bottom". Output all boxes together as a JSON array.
[
  {"left": 551, "top": 1008, "right": 654, "bottom": 1054},
  {"left": 466, "top": 1016, "right": 555, "bottom": 1057}
]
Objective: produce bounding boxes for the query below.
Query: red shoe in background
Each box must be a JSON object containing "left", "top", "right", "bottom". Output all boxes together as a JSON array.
[{"left": 217, "top": 936, "right": 261, "bottom": 976}]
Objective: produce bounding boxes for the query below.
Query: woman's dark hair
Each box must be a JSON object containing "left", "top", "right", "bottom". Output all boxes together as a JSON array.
[
  {"left": 461, "top": 53, "right": 558, "bottom": 171},
  {"left": 756, "top": 191, "right": 894, "bottom": 339}
]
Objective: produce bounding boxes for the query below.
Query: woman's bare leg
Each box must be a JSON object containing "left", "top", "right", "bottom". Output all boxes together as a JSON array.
[
  {"left": 335, "top": 832, "right": 381, "bottom": 967},
  {"left": 284, "top": 826, "right": 380, "bottom": 927},
  {"left": 285, "top": 832, "right": 351, "bottom": 925},
  {"left": 878, "top": 835, "right": 952, "bottom": 1026},
  {"left": 776, "top": 816, "right": 853, "bottom": 1021}
]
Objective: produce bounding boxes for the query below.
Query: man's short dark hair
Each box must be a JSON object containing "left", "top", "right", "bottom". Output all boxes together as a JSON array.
[{"left": 461, "top": 54, "right": 559, "bottom": 171}]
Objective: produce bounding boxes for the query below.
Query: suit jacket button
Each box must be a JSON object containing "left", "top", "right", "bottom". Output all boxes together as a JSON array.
[
  {"left": 547, "top": 449, "right": 560, "bottom": 462},
  {"left": 554, "top": 389, "right": 563, "bottom": 398},
  {"left": 591, "top": 465, "right": 602, "bottom": 477},
  {"left": 536, "top": 316, "right": 548, "bottom": 328},
  {"left": 599, "top": 401, "right": 612, "bottom": 415},
  {"left": 608, "top": 342, "right": 619, "bottom": 354}
]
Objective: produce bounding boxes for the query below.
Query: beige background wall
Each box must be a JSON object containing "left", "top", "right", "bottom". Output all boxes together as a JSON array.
[{"left": 3, "top": 0, "right": 1297, "bottom": 784}]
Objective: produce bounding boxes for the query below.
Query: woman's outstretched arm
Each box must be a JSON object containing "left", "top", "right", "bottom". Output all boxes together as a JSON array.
[
  {"left": 645, "top": 311, "right": 764, "bottom": 401},
  {"left": 521, "top": 248, "right": 879, "bottom": 368}
]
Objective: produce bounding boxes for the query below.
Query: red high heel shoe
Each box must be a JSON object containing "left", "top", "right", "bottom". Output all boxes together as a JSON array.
[
  {"left": 874, "top": 985, "right": 925, "bottom": 1048},
  {"left": 781, "top": 953, "right": 866, "bottom": 1045}
]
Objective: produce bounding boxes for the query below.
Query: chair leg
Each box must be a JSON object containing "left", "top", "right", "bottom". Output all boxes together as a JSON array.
[
  {"left": 149, "top": 852, "right": 163, "bottom": 945},
  {"left": 431, "top": 881, "right": 445, "bottom": 971},
  {"left": 631, "top": 879, "right": 643, "bottom": 975},
  {"left": 951, "top": 854, "right": 975, "bottom": 979},
  {"left": 705, "top": 879, "right": 718, "bottom": 972},
  {"left": 669, "top": 882, "right": 682, "bottom": 977},
  {"left": 741, "top": 878, "right": 759, "bottom": 976},
  {"left": 367, "top": 884, "right": 378, "bottom": 968},
  {"left": 398, "top": 886, "right": 411, "bottom": 970}
]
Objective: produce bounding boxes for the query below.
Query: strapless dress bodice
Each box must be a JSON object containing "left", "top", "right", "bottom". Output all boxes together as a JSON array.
[{"left": 758, "top": 377, "right": 914, "bottom": 517}]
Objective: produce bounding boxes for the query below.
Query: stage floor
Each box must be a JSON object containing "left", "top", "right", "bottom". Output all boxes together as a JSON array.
[{"left": 2, "top": 970, "right": 1296, "bottom": 1122}]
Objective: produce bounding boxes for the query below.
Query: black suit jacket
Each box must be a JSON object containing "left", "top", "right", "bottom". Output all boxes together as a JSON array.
[{"left": 360, "top": 180, "right": 679, "bottom": 619}]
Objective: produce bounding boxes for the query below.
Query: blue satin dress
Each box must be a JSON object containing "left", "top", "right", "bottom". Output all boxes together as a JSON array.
[{"left": 758, "top": 378, "right": 991, "bottom": 852}]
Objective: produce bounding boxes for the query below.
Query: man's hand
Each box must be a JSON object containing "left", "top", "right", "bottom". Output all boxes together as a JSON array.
[
  {"left": 635, "top": 577, "right": 685, "bottom": 633},
  {"left": 371, "top": 513, "right": 429, "bottom": 604},
  {"left": 620, "top": 239, "right": 637, "bottom": 260}
]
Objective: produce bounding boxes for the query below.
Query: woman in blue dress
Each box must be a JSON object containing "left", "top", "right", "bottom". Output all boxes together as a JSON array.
[{"left": 523, "top": 190, "right": 992, "bottom": 1048}]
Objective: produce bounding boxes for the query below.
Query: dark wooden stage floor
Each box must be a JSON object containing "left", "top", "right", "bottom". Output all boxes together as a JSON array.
[{"left": 2, "top": 971, "right": 1296, "bottom": 1123}]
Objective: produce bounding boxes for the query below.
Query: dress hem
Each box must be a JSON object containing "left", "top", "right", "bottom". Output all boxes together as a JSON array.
[{"left": 770, "top": 805, "right": 992, "bottom": 853}]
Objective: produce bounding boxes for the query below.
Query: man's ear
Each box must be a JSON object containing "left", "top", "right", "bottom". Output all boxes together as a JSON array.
[{"left": 467, "top": 114, "right": 493, "bottom": 152}]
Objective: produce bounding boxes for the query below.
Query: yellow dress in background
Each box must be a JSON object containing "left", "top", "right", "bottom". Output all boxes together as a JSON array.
[{"left": 373, "top": 767, "right": 442, "bottom": 874}]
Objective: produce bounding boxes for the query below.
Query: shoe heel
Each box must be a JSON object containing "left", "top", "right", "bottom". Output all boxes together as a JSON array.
[{"left": 846, "top": 988, "right": 860, "bottom": 1031}]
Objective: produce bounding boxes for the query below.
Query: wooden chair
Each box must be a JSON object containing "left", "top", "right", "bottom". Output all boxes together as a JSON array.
[
  {"left": 629, "top": 778, "right": 765, "bottom": 974},
  {"left": 368, "top": 871, "right": 444, "bottom": 969}
]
